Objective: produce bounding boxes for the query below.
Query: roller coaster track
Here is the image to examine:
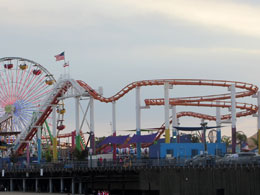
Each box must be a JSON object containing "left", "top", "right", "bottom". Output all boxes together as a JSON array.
[
  {"left": 144, "top": 100, "right": 258, "bottom": 144},
  {"left": 10, "top": 79, "right": 258, "bottom": 155},
  {"left": 77, "top": 79, "right": 258, "bottom": 102},
  {"left": 78, "top": 79, "right": 258, "bottom": 150},
  {"left": 139, "top": 107, "right": 258, "bottom": 148},
  {"left": 145, "top": 100, "right": 258, "bottom": 120}
]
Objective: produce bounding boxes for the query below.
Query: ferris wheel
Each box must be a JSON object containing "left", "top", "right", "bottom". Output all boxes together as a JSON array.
[{"left": 0, "top": 57, "right": 55, "bottom": 135}]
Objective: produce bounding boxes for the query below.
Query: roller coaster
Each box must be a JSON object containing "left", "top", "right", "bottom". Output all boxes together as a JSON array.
[{"left": 0, "top": 57, "right": 259, "bottom": 161}]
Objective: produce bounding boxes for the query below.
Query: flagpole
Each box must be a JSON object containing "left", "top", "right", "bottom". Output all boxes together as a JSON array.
[
  {"left": 63, "top": 51, "right": 66, "bottom": 75},
  {"left": 68, "top": 61, "right": 70, "bottom": 78},
  {"left": 63, "top": 51, "right": 66, "bottom": 64}
]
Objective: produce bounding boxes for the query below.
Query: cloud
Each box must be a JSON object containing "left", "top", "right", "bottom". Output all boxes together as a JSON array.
[
  {"left": 125, "top": 0, "right": 260, "bottom": 38},
  {"left": 129, "top": 46, "right": 260, "bottom": 57},
  {"left": 0, "top": 0, "right": 137, "bottom": 28},
  {"left": 2, "top": 0, "right": 260, "bottom": 40},
  {"left": 3, "top": 0, "right": 260, "bottom": 39}
]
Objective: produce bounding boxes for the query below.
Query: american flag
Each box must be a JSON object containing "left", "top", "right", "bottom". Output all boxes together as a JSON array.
[
  {"left": 55, "top": 52, "right": 65, "bottom": 61},
  {"left": 63, "top": 62, "right": 69, "bottom": 67}
]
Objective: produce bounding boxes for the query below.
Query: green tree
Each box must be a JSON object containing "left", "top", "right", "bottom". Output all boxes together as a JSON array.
[
  {"left": 44, "top": 150, "right": 52, "bottom": 162},
  {"left": 43, "top": 146, "right": 52, "bottom": 162},
  {"left": 191, "top": 134, "right": 200, "bottom": 143},
  {"left": 221, "top": 136, "right": 231, "bottom": 147},
  {"left": 236, "top": 131, "right": 247, "bottom": 145},
  {"left": 10, "top": 149, "right": 18, "bottom": 163},
  {"left": 72, "top": 148, "right": 88, "bottom": 161}
]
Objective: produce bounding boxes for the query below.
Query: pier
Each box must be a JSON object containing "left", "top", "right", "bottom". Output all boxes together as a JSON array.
[{"left": 1, "top": 159, "right": 260, "bottom": 195}]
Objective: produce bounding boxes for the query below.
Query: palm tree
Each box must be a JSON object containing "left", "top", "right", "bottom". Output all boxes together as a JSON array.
[
  {"left": 221, "top": 136, "right": 231, "bottom": 147},
  {"left": 191, "top": 134, "right": 200, "bottom": 143},
  {"left": 72, "top": 148, "right": 88, "bottom": 161},
  {"left": 236, "top": 131, "right": 247, "bottom": 149}
]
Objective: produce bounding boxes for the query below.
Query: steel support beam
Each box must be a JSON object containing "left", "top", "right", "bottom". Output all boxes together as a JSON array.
[
  {"left": 230, "top": 84, "right": 237, "bottom": 153},
  {"left": 172, "top": 106, "right": 177, "bottom": 143},
  {"left": 112, "top": 101, "right": 117, "bottom": 161},
  {"left": 164, "top": 82, "right": 170, "bottom": 143},
  {"left": 52, "top": 106, "right": 57, "bottom": 161},
  {"left": 90, "top": 97, "right": 95, "bottom": 154},
  {"left": 136, "top": 86, "right": 141, "bottom": 159},
  {"left": 75, "top": 96, "right": 81, "bottom": 151},
  {"left": 216, "top": 102, "right": 221, "bottom": 144}
]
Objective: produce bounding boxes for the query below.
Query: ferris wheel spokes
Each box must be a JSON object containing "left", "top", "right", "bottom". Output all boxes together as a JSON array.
[{"left": 0, "top": 57, "right": 55, "bottom": 137}]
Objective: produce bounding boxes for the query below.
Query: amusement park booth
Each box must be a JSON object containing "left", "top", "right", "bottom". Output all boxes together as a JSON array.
[
  {"left": 159, "top": 143, "right": 226, "bottom": 159},
  {"left": 149, "top": 138, "right": 226, "bottom": 159}
]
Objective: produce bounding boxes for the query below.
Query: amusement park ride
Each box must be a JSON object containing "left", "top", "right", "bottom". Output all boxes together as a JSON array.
[{"left": 0, "top": 57, "right": 260, "bottom": 163}]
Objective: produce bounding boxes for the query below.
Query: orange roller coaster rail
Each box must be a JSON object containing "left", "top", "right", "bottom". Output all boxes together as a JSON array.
[
  {"left": 78, "top": 78, "right": 258, "bottom": 125},
  {"left": 77, "top": 79, "right": 258, "bottom": 150},
  {"left": 77, "top": 79, "right": 258, "bottom": 103}
]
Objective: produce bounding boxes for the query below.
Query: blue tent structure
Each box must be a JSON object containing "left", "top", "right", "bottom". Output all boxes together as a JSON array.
[
  {"left": 128, "top": 133, "right": 158, "bottom": 144},
  {"left": 98, "top": 135, "right": 130, "bottom": 147}
]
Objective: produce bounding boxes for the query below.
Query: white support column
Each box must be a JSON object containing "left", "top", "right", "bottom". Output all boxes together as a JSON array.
[
  {"left": 257, "top": 91, "right": 260, "bottom": 154},
  {"left": 216, "top": 102, "right": 221, "bottom": 144},
  {"left": 177, "top": 118, "right": 180, "bottom": 143},
  {"left": 136, "top": 86, "right": 141, "bottom": 159},
  {"left": 52, "top": 106, "right": 57, "bottom": 161},
  {"left": 136, "top": 87, "right": 141, "bottom": 133},
  {"left": 112, "top": 101, "right": 116, "bottom": 135},
  {"left": 52, "top": 106, "right": 57, "bottom": 137},
  {"left": 164, "top": 82, "right": 170, "bottom": 143},
  {"left": 172, "top": 106, "right": 177, "bottom": 143},
  {"left": 90, "top": 97, "right": 95, "bottom": 153},
  {"left": 75, "top": 96, "right": 81, "bottom": 151},
  {"left": 60, "top": 178, "right": 64, "bottom": 193},
  {"left": 230, "top": 84, "right": 237, "bottom": 153},
  {"left": 112, "top": 101, "right": 117, "bottom": 160}
]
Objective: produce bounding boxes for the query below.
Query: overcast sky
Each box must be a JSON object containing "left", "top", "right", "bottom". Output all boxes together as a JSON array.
[{"left": 1, "top": 0, "right": 260, "bottom": 139}]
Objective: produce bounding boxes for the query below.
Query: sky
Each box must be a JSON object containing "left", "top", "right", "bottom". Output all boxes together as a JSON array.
[{"left": 1, "top": 0, "right": 260, "bottom": 139}]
